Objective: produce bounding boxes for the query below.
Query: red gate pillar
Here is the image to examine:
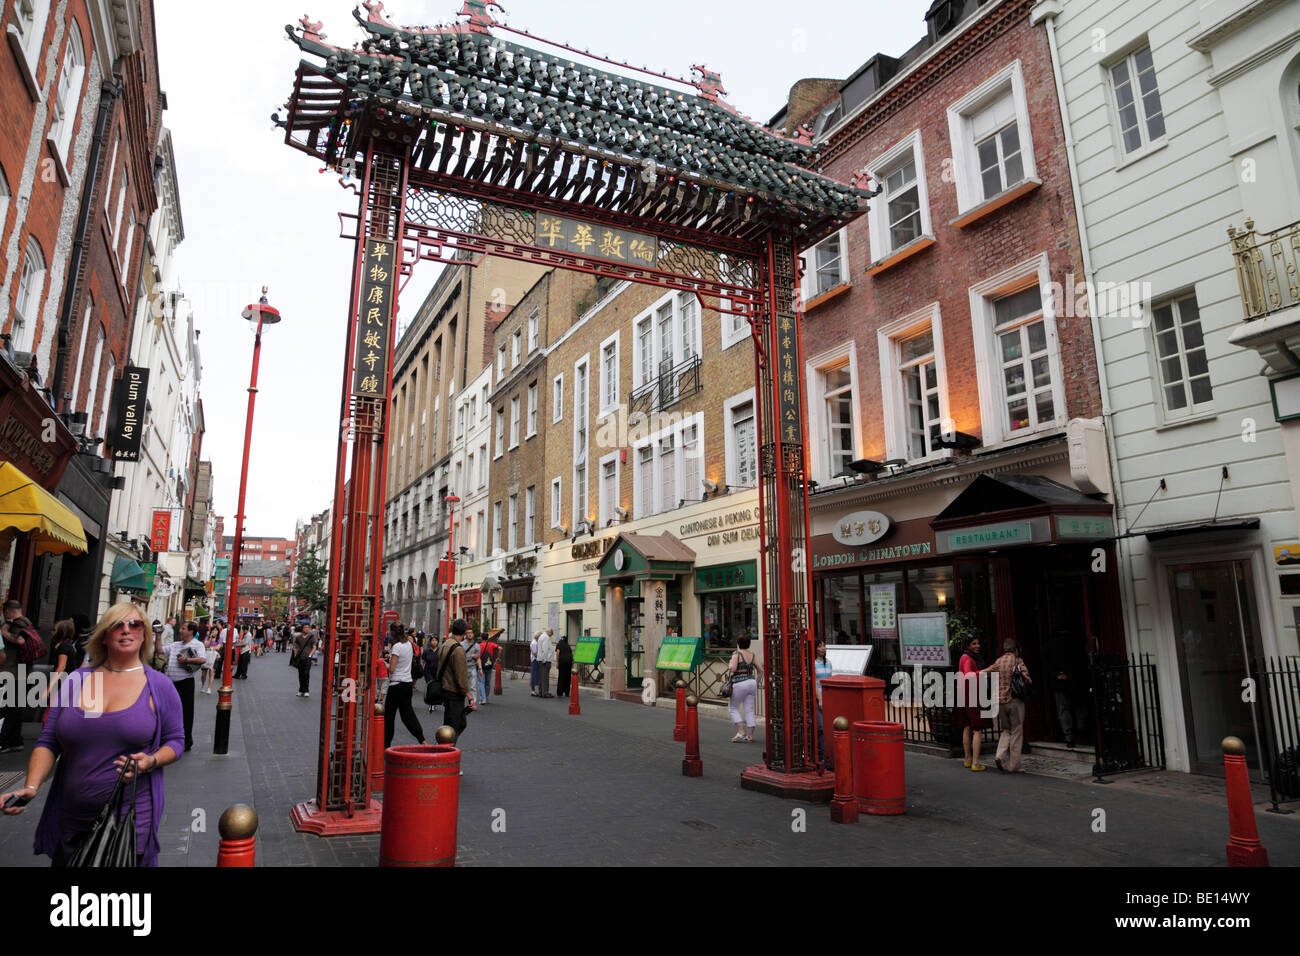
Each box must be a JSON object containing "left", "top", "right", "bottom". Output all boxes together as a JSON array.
[
  {"left": 292, "top": 141, "right": 409, "bottom": 835},
  {"left": 740, "top": 231, "right": 831, "bottom": 802}
]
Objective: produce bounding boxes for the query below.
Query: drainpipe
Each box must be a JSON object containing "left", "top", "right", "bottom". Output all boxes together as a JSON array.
[
  {"left": 52, "top": 72, "right": 122, "bottom": 414},
  {"left": 1032, "top": 1, "right": 1143, "bottom": 651}
]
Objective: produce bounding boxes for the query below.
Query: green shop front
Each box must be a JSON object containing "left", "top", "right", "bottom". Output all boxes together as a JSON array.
[
  {"left": 592, "top": 532, "right": 762, "bottom": 701},
  {"left": 811, "top": 474, "right": 1127, "bottom": 750}
]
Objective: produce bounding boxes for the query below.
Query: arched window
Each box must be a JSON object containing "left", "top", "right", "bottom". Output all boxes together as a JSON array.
[
  {"left": 71, "top": 300, "right": 93, "bottom": 410},
  {"left": 12, "top": 236, "right": 46, "bottom": 354},
  {"left": 0, "top": 164, "right": 10, "bottom": 230},
  {"left": 49, "top": 23, "right": 86, "bottom": 164},
  {"left": 97, "top": 354, "right": 115, "bottom": 442}
]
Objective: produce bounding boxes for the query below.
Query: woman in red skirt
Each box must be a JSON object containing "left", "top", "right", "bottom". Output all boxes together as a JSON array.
[{"left": 957, "top": 636, "right": 988, "bottom": 771}]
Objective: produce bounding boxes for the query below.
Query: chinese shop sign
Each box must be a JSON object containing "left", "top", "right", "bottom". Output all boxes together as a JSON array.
[
  {"left": 353, "top": 238, "right": 397, "bottom": 398},
  {"left": 150, "top": 510, "right": 171, "bottom": 553}
]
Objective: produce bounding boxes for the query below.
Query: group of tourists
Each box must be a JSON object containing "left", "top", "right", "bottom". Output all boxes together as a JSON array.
[{"left": 380, "top": 619, "right": 491, "bottom": 754}]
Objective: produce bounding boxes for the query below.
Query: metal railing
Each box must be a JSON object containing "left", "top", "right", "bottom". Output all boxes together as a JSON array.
[
  {"left": 1253, "top": 656, "right": 1300, "bottom": 811},
  {"left": 1228, "top": 218, "right": 1300, "bottom": 321},
  {"left": 1090, "top": 654, "right": 1165, "bottom": 780},
  {"left": 628, "top": 354, "right": 703, "bottom": 416},
  {"left": 874, "top": 664, "right": 1000, "bottom": 754}
]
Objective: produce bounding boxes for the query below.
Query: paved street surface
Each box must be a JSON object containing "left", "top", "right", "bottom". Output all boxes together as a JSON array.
[{"left": 2, "top": 654, "right": 1297, "bottom": 866}]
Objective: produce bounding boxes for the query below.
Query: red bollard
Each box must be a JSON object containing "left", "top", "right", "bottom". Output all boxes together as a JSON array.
[
  {"left": 673, "top": 679, "right": 687, "bottom": 742},
  {"left": 569, "top": 672, "right": 581, "bottom": 714},
  {"left": 217, "top": 805, "right": 258, "bottom": 867},
  {"left": 380, "top": 734, "right": 460, "bottom": 867},
  {"left": 494, "top": 660, "right": 503, "bottom": 696},
  {"left": 1223, "top": 736, "right": 1269, "bottom": 866},
  {"left": 682, "top": 695, "right": 703, "bottom": 777},
  {"left": 370, "top": 698, "right": 385, "bottom": 795},
  {"left": 852, "top": 720, "right": 905, "bottom": 815},
  {"left": 830, "top": 717, "right": 858, "bottom": 824}
]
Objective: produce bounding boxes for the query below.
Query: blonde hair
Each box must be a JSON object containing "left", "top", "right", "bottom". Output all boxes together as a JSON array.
[{"left": 85, "top": 602, "right": 154, "bottom": 669}]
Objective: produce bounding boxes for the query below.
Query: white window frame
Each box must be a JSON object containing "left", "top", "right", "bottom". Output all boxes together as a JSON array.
[
  {"left": 573, "top": 355, "right": 590, "bottom": 526},
  {"left": 0, "top": 165, "right": 9, "bottom": 232},
  {"left": 478, "top": 443, "right": 488, "bottom": 487},
  {"left": 1147, "top": 291, "right": 1213, "bottom": 421},
  {"left": 48, "top": 23, "right": 85, "bottom": 167},
  {"left": 946, "top": 60, "right": 1037, "bottom": 215},
  {"left": 598, "top": 330, "right": 620, "bottom": 419},
  {"left": 877, "top": 303, "right": 953, "bottom": 464},
  {"left": 552, "top": 374, "right": 564, "bottom": 423},
  {"left": 573, "top": 461, "right": 588, "bottom": 530},
  {"left": 10, "top": 0, "right": 51, "bottom": 84},
  {"left": 723, "top": 388, "right": 759, "bottom": 490},
  {"left": 804, "top": 341, "right": 862, "bottom": 483},
  {"left": 494, "top": 408, "right": 504, "bottom": 458},
  {"left": 550, "top": 476, "right": 563, "bottom": 529},
  {"left": 509, "top": 395, "right": 520, "bottom": 449},
  {"left": 497, "top": 345, "right": 507, "bottom": 382},
  {"left": 1105, "top": 43, "right": 1167, "bottom": 159},
  {"left": 527, "top": 311, "right": 539, "bottom": 352},
  {"left": 800, "top": 228, "right": 849, "bottom": 304},
  {"left": 511, "top": 328, "right": 522, "bottom": 367},
  {"left": 70, "top": 299, "right": 92, "bottom": 407},
  {"left": 12, "top": 236, "right": 45, "bottom": 354},
  {"left": 526, "top": 382, "right": 538, "bottom": 437},
  {"left": 630, "top": 411, "right": 706, "bottom": 517},
  {"left": 719, "top": 258, "right": 750, "bottom": 350},
  {"left": 508, "top": 494, "right": 518, "bottom": 551},
  {"left": 492, "top": 501, "right": 502, "bottom": 553},
  {"left": 97, "top": 355, "right": 115, "bottom": 441},
  {"left": 598, "top": 451, "right": 620, "bottom": 527},
  {"left": 524, "top": 486, "right": 536, "bottom": 546},
  {"left": 631, "top": 292, "right": 702, "bottom": 389},
  {"left": 967, "top": 253, "right": 1065, "bottom": 447},
  {"left": 865, "top": 130, "right": 932, "bottom": 265}
]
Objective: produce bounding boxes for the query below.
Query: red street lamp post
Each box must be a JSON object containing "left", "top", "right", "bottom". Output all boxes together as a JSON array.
[
  {"left": 214, "top": 288, "right": 281, "bottom": 755},
  {"left": 440, "top": 494, "right": 460, "bottom": 640}
]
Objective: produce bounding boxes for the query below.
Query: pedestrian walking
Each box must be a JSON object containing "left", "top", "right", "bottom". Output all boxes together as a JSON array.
[
  {"left": 383, "top": 629, "right": 426, "bottom": 747},
  {"left": 464, "top": 633, "right": 482, "bottom": 707},
  {"left": 988, "top": 639, "right": 1032, "bottom": 773},
  {"left": 555, "top": 635, "right": 573, "bottom": 697},
  {"left": 727, "top": 635, "right": 761, "bottom": 742},
  {"left": 235, "top": 626, "right": 252, "bottom": 679},
  {"left": 201, "top": 627, "right": 220, "bottom": 694},
  {"left": 292, "top": 627, "right": 318, "bottom": 698},
  {"left": 957, "top": 637, "right": 989, "bottom": 772},
  {"left": 814, "top": 638, "right": 832, "bottom": 761},
  {"left": 1, "top": 599, "right": 43, "bottom": 752},
  {"left": 421, "top": 635, "right": 442, "bottom": 712},
  {"left": 529, "top": 629, "right": 539, "bottom": 696},
  {"left": 535, "top": 627, "right": 555, "bottom": 698},
  {"left": 44, "top": 619, "right": 83, "bottom": 706},
  {"left": 478, "top": 635, "right": 498, "bottom": 704},
  {"left": 1, "top": 602, "right": 185, "bottom": 866},
  {"left": 163, "top": 622, "right": 206, "bottom": 751},
  {"left": 438, "top": 620, "right": 472, "bottom": 739}
]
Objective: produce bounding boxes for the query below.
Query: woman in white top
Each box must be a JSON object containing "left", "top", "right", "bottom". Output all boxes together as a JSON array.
[
  {"left": 727, "top": 635, "right": 762, "bottom": 742},
  {"left": 383, "top": 629, "right": 426, "bottom": 748}
]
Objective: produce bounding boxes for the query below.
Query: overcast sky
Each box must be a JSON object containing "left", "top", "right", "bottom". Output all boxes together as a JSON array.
[{"left": 154, "top": 0, "right": 933, "bottom": 540}]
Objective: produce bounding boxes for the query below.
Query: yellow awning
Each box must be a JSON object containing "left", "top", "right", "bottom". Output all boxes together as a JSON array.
[{"left": 0, "top": 462, "right": 87, "bottom": 555}]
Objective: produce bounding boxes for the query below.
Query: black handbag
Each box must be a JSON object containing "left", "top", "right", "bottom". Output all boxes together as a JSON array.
[
  {"left": 410, "top": 646, "right": 425, "bottom": 682},
  {"left": 67, "top": 758, "right": 139, "bottom": 868},
  {"left": 1010, "top": 658, "right": 1033, "bottom": 701}
]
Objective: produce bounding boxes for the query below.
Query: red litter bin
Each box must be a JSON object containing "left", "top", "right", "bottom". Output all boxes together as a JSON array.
[
  {"left": 851, "top": 720, "right": 905, "bottom": 815},
  {"left": 379, "top": 744, "right": 461, "bottom": 866},
  {"left": 821, "top": 675, "right": 886, "bottom": 766}
]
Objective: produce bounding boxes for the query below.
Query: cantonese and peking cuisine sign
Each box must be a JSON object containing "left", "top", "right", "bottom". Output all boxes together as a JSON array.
[{"left": 353, "top": 238, "right": 398, "bottom": 398}]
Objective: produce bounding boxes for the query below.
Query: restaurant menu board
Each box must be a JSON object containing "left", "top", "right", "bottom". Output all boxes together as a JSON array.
[
  {"left": 899, "top": 612, "right": 950, "bottom": 667},
  {"left": 573, "top": 636, "right": 605, "bottom": 666},
  {"left": 656, "top": 636, "right": 703, "bottom": 671},
  {"left": 870, "top": 584, "right": 897, "bottom": 640},
  {"left": 826, "top": 644, "right": 873, "bottom": 676}
]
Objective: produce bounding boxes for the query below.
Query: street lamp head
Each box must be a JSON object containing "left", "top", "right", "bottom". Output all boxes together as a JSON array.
[{"left": 242, "top": 287, "right": 281, "bottom": 329}]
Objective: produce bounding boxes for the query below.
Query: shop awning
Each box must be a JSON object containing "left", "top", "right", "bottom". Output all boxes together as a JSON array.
[
  {"left": 0, "top": 462, "right": 87, "bottom": 555},
  {"left": 931, "top": 474, "right": 1114, "bottom": 554},
  {"left": 183, "top": 576, "right": 206, "bottom": 598},
  {"left": 111, "top": 556, "right": 149, "bottom": 592}
]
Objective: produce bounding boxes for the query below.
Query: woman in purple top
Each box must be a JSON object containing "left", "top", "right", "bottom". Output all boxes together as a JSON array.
[{"left": 1, "top": 602, "right": 184, "bottom": 866}]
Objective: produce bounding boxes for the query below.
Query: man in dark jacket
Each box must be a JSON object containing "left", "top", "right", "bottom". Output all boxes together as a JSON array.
[
  {"left": 292, "top": 627, "right": 318, "bottom": 697},
  {"left": 439, "top": 619, "right": 472, "bottom": 739}
]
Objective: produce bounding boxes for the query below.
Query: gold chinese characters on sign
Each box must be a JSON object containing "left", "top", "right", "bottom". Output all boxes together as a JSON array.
[
  {"left": 534, "top": 214, "right": 658, "bottom": 266},
  {"left": 773, "top": 311, "right": 803, "bottom": 443},
  {"left": 353, "top": 238, "right": 397, "bottom": 398}
]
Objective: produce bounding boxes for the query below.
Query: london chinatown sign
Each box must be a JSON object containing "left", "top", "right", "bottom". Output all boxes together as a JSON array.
[{"left": 277, "top": 1, "right": 874, "bottom": 822}]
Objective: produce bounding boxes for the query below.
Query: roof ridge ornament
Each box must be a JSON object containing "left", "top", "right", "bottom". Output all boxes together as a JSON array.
[
  {"left": 298, "top": 15, "right": 325, "bottom": 43},
  {"left": 689, "top": 65, "right": 725, "bottom": 103},
  {"left": 360, "top": 1, "right": 394, "bottom": 28}
]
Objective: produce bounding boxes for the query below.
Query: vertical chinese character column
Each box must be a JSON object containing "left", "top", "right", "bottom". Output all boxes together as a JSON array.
[
  {"left": 294, "top": 142, "right": 409, "bottom": 833},
  {"left": 747, "top": 231, "right": 819, "bottom": 783}
]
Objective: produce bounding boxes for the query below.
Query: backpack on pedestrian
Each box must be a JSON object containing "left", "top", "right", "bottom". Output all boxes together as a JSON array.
[{"left": 14, "top": 623, "right": 46, "bottom": 665}]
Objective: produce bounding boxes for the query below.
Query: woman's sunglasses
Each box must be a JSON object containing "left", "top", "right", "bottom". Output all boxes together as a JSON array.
[{"left": 114, "top": 619, "right": 146, "bottom": 632}]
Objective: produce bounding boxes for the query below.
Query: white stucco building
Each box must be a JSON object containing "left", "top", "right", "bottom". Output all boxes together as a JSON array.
[{"left": 1034, "top": 0, "right": 1300, "bottom": 775}]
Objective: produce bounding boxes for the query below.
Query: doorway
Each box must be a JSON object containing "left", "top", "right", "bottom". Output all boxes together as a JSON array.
[{"left": 1168, "top": 559, "right": 1265, "bottom": 775}]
